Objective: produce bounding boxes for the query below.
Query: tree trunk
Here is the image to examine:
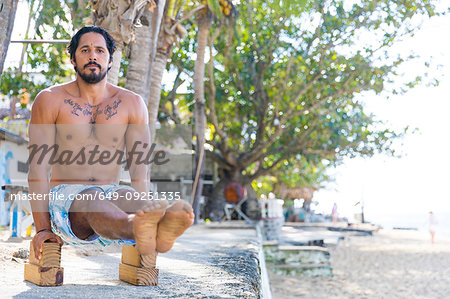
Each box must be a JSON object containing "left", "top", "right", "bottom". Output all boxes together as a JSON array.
[
  {"left": 125, "top": 8, "right": 155, "bottom": 100},
  {"left": 243, "top": 183, "right": 260, "bottom": 220},
  {"left": 147, "top": 50, "right": 170, "bottom": 142},
  {"left": 192, "top": 11, "right": 210, "bottom": 222},
  {"left": 0, "top": 0, "right": 19, "bottom": 77},
  {"left": 107, "top": 42, "right": 123, "bottom": 85},
  {"left": 143, "top": 0, "right": 166, "bottom": 104},
  {"left": 139, "top": 0, "right": 171, "bottom": 141},
  {"left": 126, "top": 0, "right": 166, "bottom": 105},
  {"left": 9, "top": 96, "right": 17, "bottom": 119},
  {"left": 89, "top": 0, "right": 152, "bottom": 85},
  {"left": 204, "top": 169, "right": 260, "bottom": 221},
  {"left": 146, "top": 2, "right": 189, "bottom": 135},
  {"left": 205, "top": 177, "right": 229, "bottom": 220}
]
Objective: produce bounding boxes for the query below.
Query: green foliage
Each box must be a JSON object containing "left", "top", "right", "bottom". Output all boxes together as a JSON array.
[
  {"left": 27, "top": 0, "right": 91, "bottom": 81},
  {"left": 251, "top": 175, "right": 277, "bottom": 198},
  {"left": 251, "top": 155, "right": 332, "bottom": 196},
  {"left": 0, "top": 69, "right": 46, "bottom": 105},
  {"left": 1, "top": 0, "right": 442, "bottom": 193},
  {"left": 159, "top": 21, "right": 197, "bottom": 124},
  {"left": 1, "top": 0, "right": 91, "bottom": 109},
  {"left": 158, "top": 0, "right": 442, "bottom": 191},
  {"left": 1, "top": 70, "right": 31, "bottom": 97},
  {"left": 202, "top": 0, "right": 442, "bottom": 188},
  {"left": 206, "top": 0, "right": 223, "bottom": 19}
]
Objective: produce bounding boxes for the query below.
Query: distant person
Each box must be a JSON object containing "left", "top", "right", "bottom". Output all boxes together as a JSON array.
[
  {"left": 299, "top": 208, "right": 306, "bottom": 222},
  {"left": 332, "top": 202, "right": 338, "bottom": 223},
  {"left": 426, "top": 211, "right": 438, "bottom": 244},
  {"left": 283, "top": 200, "right": 295, "bottom": 222},
  {"left": 286, "top": 207, "right": 298, "bottom": 222}
]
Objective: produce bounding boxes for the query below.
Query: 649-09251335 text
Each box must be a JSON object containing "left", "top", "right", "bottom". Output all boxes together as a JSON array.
[{"left": 9, "top": 191, "right": 182, "bottom": 201}]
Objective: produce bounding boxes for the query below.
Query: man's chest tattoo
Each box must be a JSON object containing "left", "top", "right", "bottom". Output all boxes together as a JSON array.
[
  {"left": 64, "top": 99, "right": 123, "bottom": 123},
  {"left": 104, "top": 99, "right": 122, "bottom": 120}
]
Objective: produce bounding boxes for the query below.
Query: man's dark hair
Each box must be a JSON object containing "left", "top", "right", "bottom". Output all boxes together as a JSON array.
[{"left": 67, "top": 26, "right": 116, "bottom": 62}]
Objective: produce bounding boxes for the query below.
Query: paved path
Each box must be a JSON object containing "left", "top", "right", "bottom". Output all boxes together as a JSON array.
[{"left": 1, "top": 225, "right": 262, "bottom": 298}]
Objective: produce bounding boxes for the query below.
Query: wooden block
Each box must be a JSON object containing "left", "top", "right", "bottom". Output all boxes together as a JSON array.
[
  {"left": 24, "top": 263, "right": 64, "bottom": 286},
  {"left": 121, "top": 245, "right": 157, "bottom": 268},
  {"left": 119, "top": 263, "right": 158, "bottom": 286},
  {"left": 29, "top": 242, "right": 62, "bottom": 267}
]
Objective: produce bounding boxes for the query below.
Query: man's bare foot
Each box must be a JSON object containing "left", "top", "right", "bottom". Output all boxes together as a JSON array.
[
  {"left": 156, "top": 201, "right": 194, "bottom": 253},
  {"left": 133, "top": 201, "right": 169, "bottom": 255}
]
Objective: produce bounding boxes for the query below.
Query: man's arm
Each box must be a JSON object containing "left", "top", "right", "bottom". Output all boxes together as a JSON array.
[
  {"left": 28, "top": 90, "right": 63, "bottom": 261},
  {"left": 125, "top": 94, "right": 150, "bottom": 193}
]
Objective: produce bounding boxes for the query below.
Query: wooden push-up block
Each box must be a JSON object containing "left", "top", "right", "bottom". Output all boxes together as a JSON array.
[
  {"left": 119, "top": 263, "right": 159, "bottom": 286},
  {"left": 24, "top": 263, "right": 64, "bottom": 286},
  {"left": 24, "top": 242, "right": 64, "bottom": 286},
  {"left": 121, "top": 245, "right": 157, "bottom": 268},
  {"left": 29, "top": 242, "right": 62, "bottom": 267},
  {"left": 119, "top": 245, "right": 158, "bottom": 286}
]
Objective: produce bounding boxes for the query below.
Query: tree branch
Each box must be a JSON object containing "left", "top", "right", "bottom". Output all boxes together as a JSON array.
[
  {"left": 240, "top": 38, "right": 333, "bottom": 167},
  {"left": 205, "top": 150, "right": 233, "bottom": 170},
  {"left": 172, "top": 4, "right": 207, "bottom": 29},
  {"left": 248, "top": 151, "right": 291, "bottom": 181},
  {"left": 207, "top": 30, "right": 227, "bottom": 143}
]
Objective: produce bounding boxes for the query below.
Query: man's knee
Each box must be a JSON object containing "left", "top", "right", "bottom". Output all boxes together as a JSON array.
[
  {"left": 113, "top": 188, "right": 141, "bottom": 202},
  {"left": 68, "top": 189, "right": 104, "bottom": 239},
  {"left": 70, "top": 188, "right": 105, "bottom": 212}
]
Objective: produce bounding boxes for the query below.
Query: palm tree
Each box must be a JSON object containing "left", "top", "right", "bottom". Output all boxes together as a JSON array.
[
  {"left": 0, "top": 0, "right": 19, "bottom": 78},
  {"left": 125, "top": 0, "right": 233, "bottom": 135},
  {"left": 145, "top": 1, "right": 185, "bottom": 141},
  {"left": 125, "top": 6, "right": 158, "bottom": 104},
  {"left": 87, "top": 0, "right": 154, "bottom": 85},
  {"left": 126, "top": 0, "right": 189, "bottom": 140},
  {"left": 191, "top": 0, "right": 235, "bottom": 220},
  {"left": 123, "top": 0, "right": 234, "bottom": 217}
]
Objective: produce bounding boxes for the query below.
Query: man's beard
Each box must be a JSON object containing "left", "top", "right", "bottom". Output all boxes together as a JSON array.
[{"left": 75, "top": 62, "right": 108, "bottom": 84}]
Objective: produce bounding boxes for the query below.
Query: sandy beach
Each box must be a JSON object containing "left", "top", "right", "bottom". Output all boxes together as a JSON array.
[
  {"left": 268, "top": 229, "right": 450, "bottom": 299},
  {"left": 1, "top": 226, "right": 450, "bottom": 298}
]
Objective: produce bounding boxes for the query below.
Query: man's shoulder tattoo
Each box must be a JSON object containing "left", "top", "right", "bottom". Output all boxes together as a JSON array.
[{"left": 64, "top": 99, "right": 82, "bottom": 116}]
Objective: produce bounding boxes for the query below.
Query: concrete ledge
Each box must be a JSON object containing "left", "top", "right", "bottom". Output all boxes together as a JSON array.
[
  {"left": 263, "top": 241, "right": 332, "bottom": 278},
  {"left": 277, "top": 245, "right": 329, "bottom": 252},
  {"left": 284, "top": 222, "right": 380, "bottom": 235},
  {"left": 2, "top": 224, "right": 269, "bottom": 298}
]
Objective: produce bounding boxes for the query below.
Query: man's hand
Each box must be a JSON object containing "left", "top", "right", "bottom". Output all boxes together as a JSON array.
[{"left": 32, "top": 230, "right": 63, "bottom": 263}]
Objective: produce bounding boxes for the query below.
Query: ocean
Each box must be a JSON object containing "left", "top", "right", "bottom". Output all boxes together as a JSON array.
[{"left": 364, "top": 211, "right": 450, "bottom": 237}]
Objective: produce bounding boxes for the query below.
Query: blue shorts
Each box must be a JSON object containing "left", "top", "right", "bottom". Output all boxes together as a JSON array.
[{"left": 49, "top": 184, "right": 136, "bottom": 246}]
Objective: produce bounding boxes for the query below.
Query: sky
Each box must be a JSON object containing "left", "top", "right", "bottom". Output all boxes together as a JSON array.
[
  {"left": 4, "top": 1, "right": 450, "bottom": 228},
  {"left": 314, "top": 9, "right": 450, "bottom": 228},
  {"left": 4, "top": 1, "right": 33, "bottom": 70}
]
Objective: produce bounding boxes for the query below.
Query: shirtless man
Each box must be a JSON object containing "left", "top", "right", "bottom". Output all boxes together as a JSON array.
[{"left": 28, "top": 26, "right": 194, "bottom": 262}]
